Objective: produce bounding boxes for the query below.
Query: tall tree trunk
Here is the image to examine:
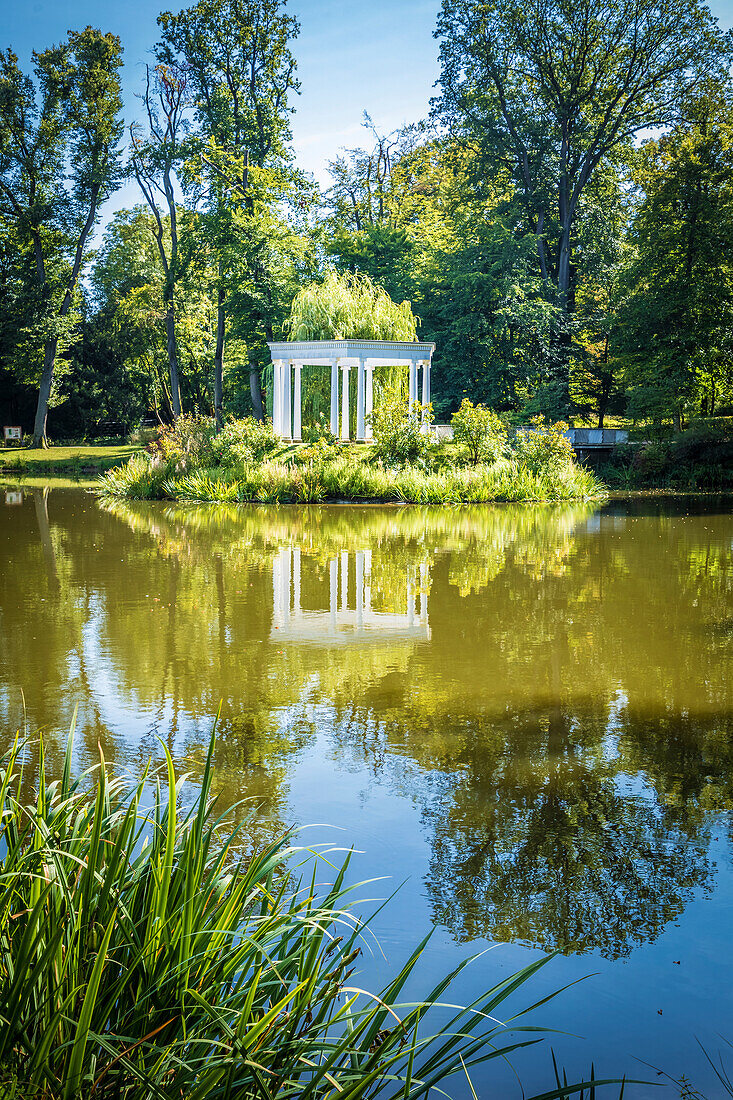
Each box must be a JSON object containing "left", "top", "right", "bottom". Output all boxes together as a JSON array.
[
  {"left": 31, "top": 185, "right": 100, "bottom": 446},
  {"left": 552, "top": 220, "right": 574, "bottom": 417},
  {"left": 165, "top": 290, "right": 182, "bottom": 418},
  {"left": 32, "top": 339, "right": 59, "bottom": 447},
  {"left": 214, "top": 284, "right": 225, "bottom": 431},
  {"left": 597, "top": 337, "right": 611, "bottom": 429},
  {"left": 249, "top": 360, "right": 265, "bottom": 422}
]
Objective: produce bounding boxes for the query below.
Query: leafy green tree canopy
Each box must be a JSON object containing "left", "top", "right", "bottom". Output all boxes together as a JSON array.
[
  {"left": 285, "top": 270, "right": 419, "bottom": 341},
  {"left": 434, "top": 0, "right": 732, "bottom": 409},
  {"left": 618, "top": 82, "right": 733, "bottom": 425},
  {"left": 0, "top": 27, "right": 124, "bottom": 444}
]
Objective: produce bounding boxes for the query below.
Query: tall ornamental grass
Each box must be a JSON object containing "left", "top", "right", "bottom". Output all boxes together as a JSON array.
[
  {"left": 0, "top": 723, "right": 623, "bottom": 1099},
  {"left": 100, "top": 453, "right": 601, "bottom": 504}
]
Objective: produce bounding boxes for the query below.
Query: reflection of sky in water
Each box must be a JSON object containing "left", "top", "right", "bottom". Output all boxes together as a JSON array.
[{"left": 1, "top": 489, "right": 733, "bottom": 1097}]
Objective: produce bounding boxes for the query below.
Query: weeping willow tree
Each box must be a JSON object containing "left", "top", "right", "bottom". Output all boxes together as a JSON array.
[
  {"left": 285, "top": 270, "right": 419, "bottom": 341},
  {"left": 282, "top": 271, "right": 418, "bottom": 429}
]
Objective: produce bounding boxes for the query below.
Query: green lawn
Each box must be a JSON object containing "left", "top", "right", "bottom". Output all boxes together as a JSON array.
[{"left": 0, "top": 443, "right": 140, "bottom": 476}]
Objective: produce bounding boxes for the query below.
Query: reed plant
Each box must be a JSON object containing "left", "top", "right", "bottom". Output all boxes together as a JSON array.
[
  {"left": 0, "top": 722, "right": 625, "bottom": 1100},
  {"left": 100, "top": 453, "right": 169, "bottom": 500}
]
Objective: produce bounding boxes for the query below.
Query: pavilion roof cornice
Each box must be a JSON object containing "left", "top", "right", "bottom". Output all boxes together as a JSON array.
[{"left": 267, "top": 338, "right": 435, "bottom": 363}]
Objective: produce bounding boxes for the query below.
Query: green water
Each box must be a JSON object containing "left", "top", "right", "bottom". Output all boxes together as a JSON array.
[{"left": 1, "top": 487, "right": 732, "bottom": 1095}]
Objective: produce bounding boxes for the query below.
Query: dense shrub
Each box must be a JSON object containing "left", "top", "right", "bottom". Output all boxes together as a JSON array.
[
  {"left": 301, "top": 412, "right": 337, "bottom": 446},
  {"left": 99, "top": 409, "right": 602, "bottom": 504},
  {"left": 295, "top": 416, "right": 339, "bottom": 466},
  {"left": 293, "top": 437, "right": 339, "bottom": 466},
  {"left": 150, "top": 414, "right": 217, "bottom": 472},
  {"left": 451, "top": 399, "right": 508, "bottom": 466},
  {"left": 149, "top": 415, "right": 277, "bottom": 474},
  {"left": 370, "top": 393, "right": 435, "bottom": 467},
  {"left": 601, "top": 419, "right": 733, "bottom": 489},
  {"left": 513, "top": 417, "right": 574, "bottom": 476}
]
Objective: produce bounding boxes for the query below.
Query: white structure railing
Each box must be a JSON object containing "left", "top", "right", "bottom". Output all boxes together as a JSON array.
[{"left": 267, "top": 339, "right": 436, "bottom": 442}]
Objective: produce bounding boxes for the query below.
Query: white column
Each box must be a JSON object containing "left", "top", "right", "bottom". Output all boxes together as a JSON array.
[
  {"left": 273, "top": 361, "right": 282, "bottom": 436},
  {"left": 293, "top": 546, "right": 301, "bottom": 615},
  {"left": 356, "top": 550, "right": 364, "bottom": 627},
  {"left": 407, "top": 566, "right": 415, "bottom": 626},
  {"left": 272, "top": 551, "right": 283, "bottom": 627},
  {"left": 330, "top": 360, "right": 339, "bottom": 437},
  {"left": 340, "top": 364, "right": 350, "bottom": 442},
  {"left": 365, "top": 365, "right": 374, "bottom": 441},
  {"left": 329, "top": 557, "right": 338, "bottom": 631},
  {"left": 419, "top": 561, "right": 428, "bottom": 622},
  {"left": 421, "top": 359, "right": 431, "bottom": 433},
  {"left": 281, "top": 361, "right": 292, "bottom": 441},
  {"left": 329, "top": 557, "right": 338, "bottom": 611},
  {"left": 293, "top": 363, "right": 302, "bottom": 441},
  {"left": 281, "top": 547, "right": 291, "bottom": 624},
  {"left": 340, "top": 549, "right": 349, "bottom": 610},
  {"left": 408, "top": 361, "right": 417, "bottom": 414},
  {"left": 356, "top": 357, "right": 366, "bottom": 441},
  {"left": 364, "top": 548, "right": 372, "bottom": 613}
]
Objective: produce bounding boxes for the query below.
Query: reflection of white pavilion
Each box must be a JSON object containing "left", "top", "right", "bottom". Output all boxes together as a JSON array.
[{"left": 270, "top": 547, "right": 430, "bottom": 646}]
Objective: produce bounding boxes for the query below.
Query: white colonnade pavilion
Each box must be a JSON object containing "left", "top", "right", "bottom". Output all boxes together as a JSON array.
[{"left": 266, "top": 339, "right": 436, "bottom": 442}]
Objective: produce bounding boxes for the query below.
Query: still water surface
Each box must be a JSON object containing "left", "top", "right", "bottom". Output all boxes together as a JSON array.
[{"left": 1, "top": 488, "right": 732, "bottom": 1096}]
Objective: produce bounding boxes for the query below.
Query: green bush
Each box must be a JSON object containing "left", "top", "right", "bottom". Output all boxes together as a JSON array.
[
  {"left": 149, "top": 414, "right": 217, "bottom": 472},
  {"left": 293, "top": 437, "right": 339, "bottom": 466},
  {"left": 451, "top": 399, "right": 508, "bottom": 466},
  {"left": 97, "top": 453, "right": 168, "bottom": 499},
  {"left": 301, "top": 413, "right": 337, "bottom": 447},
  {"left": 209, "top": 418, "right": 278, "bottom": 466},
  {"left": 100, "top": 449, "right": 602, "bottom": 505},
  {"left": 370, "top": 393, "right": 435, "bottom": 467},
  {"left": 513, "top": 417, "right": 574, "bottom": 476},
  {"left": 0, "top": 725, "right": 622, "bottom": 1100},
  {"left": 148, "top": 416, "right": 278, "bottom": 474}
]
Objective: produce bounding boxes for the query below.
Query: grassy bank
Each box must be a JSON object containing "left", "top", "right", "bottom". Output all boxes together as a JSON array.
[
  {"left": 0, "top": 724, "right": 622, "bottom": 1100},
  {"left": 0, "top": 443, "right": 141, "bottom": 477},
  {"left": 97, "top": 416, "right": 603, "bottom": 505},
  {"left": 100, "top": 450, "right": 602, "bottom": 504}
]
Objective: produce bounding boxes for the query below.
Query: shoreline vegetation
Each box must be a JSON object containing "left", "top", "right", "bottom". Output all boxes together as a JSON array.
[
  {"left": 96, "top": 410, "right": 604, "bottom": 505},
  {"left": 4, "top": 418, "right": 730, "bottom": 501},
  {"left": 0, "top": 723, "right": 625, "bottom": 1100}
]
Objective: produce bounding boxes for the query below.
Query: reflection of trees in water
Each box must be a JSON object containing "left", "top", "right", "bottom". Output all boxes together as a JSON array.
[
  {"left": 327, "top": 700, "right": 719, "bottom": 959},
  {"left": 182, "top": 711, "right": 314, "bottom": 856},
  {"left": 2, "top": 491, "right": 732, "bottom": 959},
  {"left": 424, "top": 708, "right": 714, "bottom": 958},
  {"left": 312, "top": 503, "right": 731, "bottom": 959}
]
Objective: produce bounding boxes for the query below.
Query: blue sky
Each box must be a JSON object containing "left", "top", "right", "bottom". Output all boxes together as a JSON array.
[
  {"left": 2, "top": 0, "right": 443, "bottom": 203},
  {"left": 2, "top": 0, "right": 732, "bottom": 220}
]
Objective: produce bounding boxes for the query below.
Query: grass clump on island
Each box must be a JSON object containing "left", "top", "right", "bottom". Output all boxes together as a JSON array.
[
  {"left": 98, "top": 400, "right": 603, "bottom": 504},
  {"left": 0, "top": 721, "right": 625, "bottom": 1100}
]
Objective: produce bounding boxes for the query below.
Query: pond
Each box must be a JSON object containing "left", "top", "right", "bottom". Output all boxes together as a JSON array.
[{"left": 1, "top": 486, "right": 732, "bottom": 1097}]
